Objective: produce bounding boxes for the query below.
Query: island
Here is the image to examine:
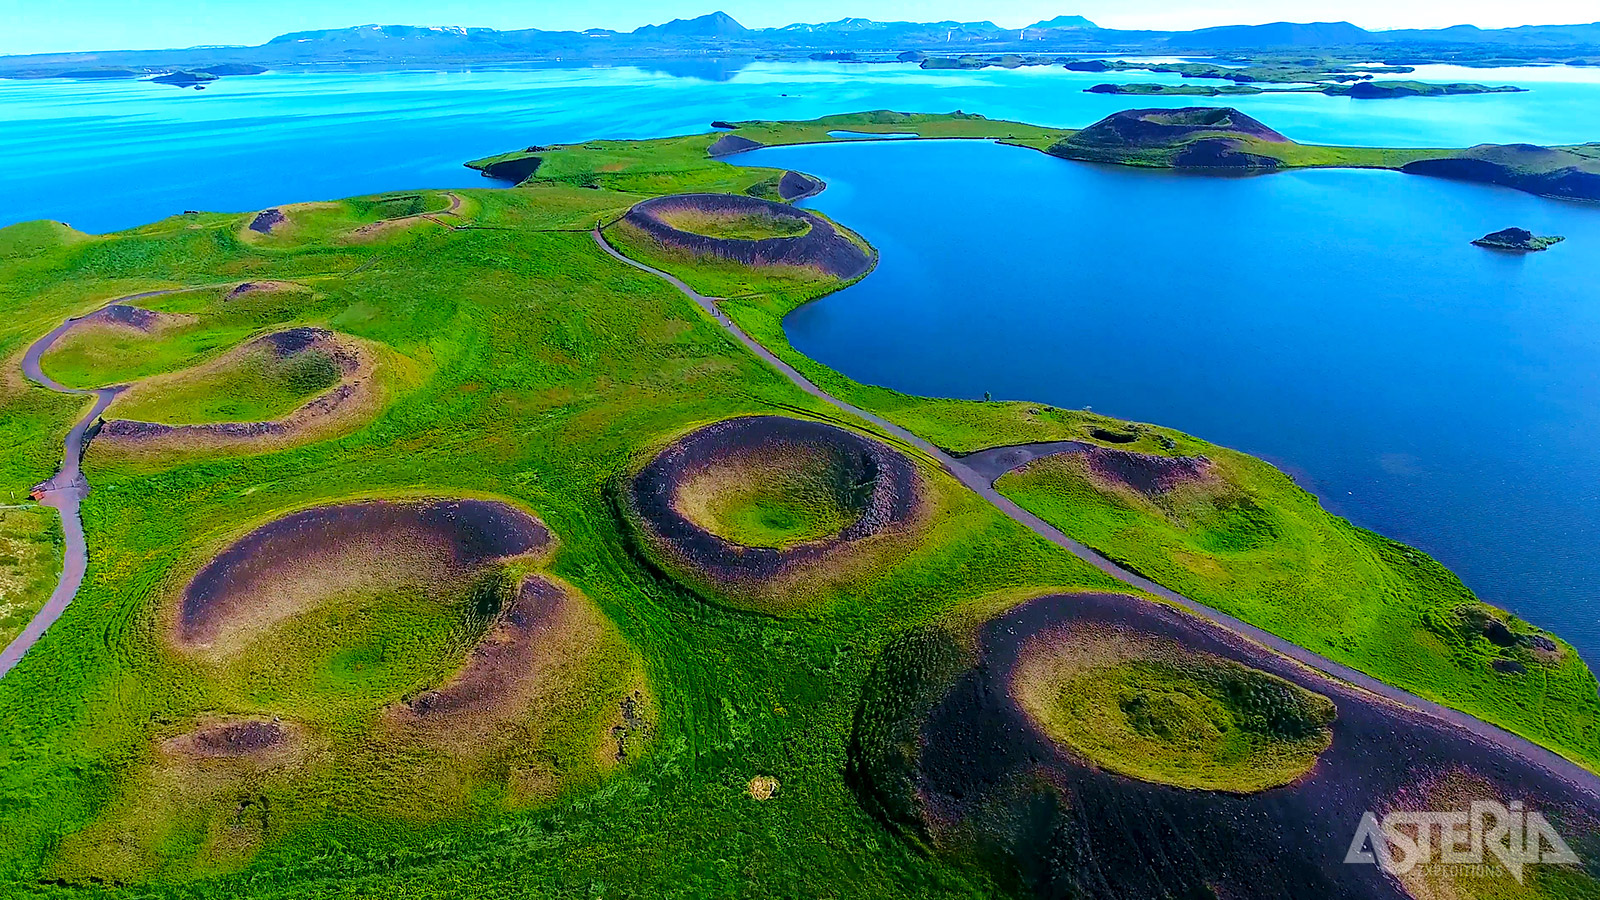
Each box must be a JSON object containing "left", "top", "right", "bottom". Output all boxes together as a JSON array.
[
  {"left": 2, "top": 108, "right": 1598, "bottom": 899},
  {"left": 1473, "top": 227, "right": 1566, "bottom": 250},
  {"left": 468, "top": 108, "right": 1600, "bottom": 201},
  {"left": 1047, "top": 106, "right": 1293, "bottom": 170},
  {"left": 148, "top": 70, "right": 219, "bottom": 89}
]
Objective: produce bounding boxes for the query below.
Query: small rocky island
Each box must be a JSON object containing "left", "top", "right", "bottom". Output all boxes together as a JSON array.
[{"left": 1472, "top": 227, "right": 1566, "bottom": 251}]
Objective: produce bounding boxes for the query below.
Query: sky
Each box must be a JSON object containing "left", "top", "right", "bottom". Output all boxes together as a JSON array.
[{"left": 1, "top": 0, "right": 1596, "bottom": 56}]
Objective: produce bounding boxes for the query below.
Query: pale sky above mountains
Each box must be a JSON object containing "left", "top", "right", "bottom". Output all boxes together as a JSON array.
[{"left": 1, "top": 0, "right": 1596, "bottom": 56}]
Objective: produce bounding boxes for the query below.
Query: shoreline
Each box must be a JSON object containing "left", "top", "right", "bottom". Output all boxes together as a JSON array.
[{"left": 592, "top": 222, "right": 1600, "bottom": 792}]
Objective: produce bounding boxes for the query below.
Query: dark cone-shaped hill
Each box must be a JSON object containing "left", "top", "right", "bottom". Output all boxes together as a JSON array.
[
  {"left": 1403, "top": 143, "right": 1600, "bottom": 202},
  {"left": 1050, "top": 107, "right": 1291, "bottom": 170}
]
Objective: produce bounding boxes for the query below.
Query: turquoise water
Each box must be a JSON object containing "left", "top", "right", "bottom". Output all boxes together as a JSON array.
[
  {"left": 4, "top": 61, "right": 1600, "bottom": 233},
  {"left": 3, "top": 61, "right": 1600, "bottom": 658},
  {"left": 739, "top": 138, "right": 1600, "bottom": 661}
]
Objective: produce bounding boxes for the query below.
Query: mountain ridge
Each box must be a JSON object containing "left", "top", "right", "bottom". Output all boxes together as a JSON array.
[{"left": 5, "top": 13, "right": 1600, "bottom": 77}]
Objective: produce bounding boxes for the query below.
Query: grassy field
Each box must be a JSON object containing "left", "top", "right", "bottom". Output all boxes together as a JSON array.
[
  {"left": 0, "top": 506, "right": 62, "bottom": 648},
  {"left": 1, "top": 111, "right": 1596, "bottom": 898},
  {"left": 993, "top": 448, "right": 1600, "bottom": 770},
  {"left": 0, "top": 175, "right": 1120, "bottom": 897}
]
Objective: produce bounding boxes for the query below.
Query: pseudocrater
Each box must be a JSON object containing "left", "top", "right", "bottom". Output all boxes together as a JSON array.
[
  {"left": 620, "top": 194, "right": 873, "bottom": 279},
  {"left": 61, "top": 498, "right": 652, "bottom": 880},
  {"left": 100, "top": 326, "right": 383, "bottom": 455},
  {"left": 848, "top": 592, "right": 1600, "bottom": 898},
  {"left": 171, "top": 498, "right": 575, "bottom": 723},
  {"left": 624, "top": 416, "right": 922, "bottom": 610},
  {"left": 1012, "top": 623, "right": 1335, "bottom": 793}
]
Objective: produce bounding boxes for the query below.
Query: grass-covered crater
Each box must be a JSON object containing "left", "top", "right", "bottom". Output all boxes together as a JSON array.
[
  {"left": 108, "top": 326, "right": 360, "bottom": 427},
  {"left": 673, "top": 441, "right": 866, "bottom": 550},
  {"left": 622, "top": 415, "right": 923, "bottom": 611},
  {"left": 1013, "top": 625, "right": 1336, "bottom": 793},
  {"left": 617, "top": 193, "right": 873, "bottom": 279},
  {"left": 651, "top": 203, "right": 813, "bottom": 241},
  {"left": 49, "top": 496, "right": 653, "bottom": 882},
  {"left": 849, "top": 591, "right": 1597, "bottom": 899},
  {"left": 37, "top": 285, "right": 417, "bottom": 464}
]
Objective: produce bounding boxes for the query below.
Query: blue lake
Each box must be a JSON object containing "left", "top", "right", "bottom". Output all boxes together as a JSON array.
[
  {"left": 5, "top": 61, "right": 1600, "bottom": 233},
  {"left": 740, "top": 138, "right": 1600, "bottom": 660},
  {"left": 2, "top": 61, "right": 1599, "bottom": 659}
]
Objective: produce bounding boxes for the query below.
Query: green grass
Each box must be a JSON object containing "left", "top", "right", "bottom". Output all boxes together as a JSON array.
[
  {"left": 655, "top": 207, "right": 812, "bottom": 241},
  {"left": 675, "top": 449, "right": 859, "bottom": 550},
  {"left": 0, "top": 111, "right": 1595, "bottom": 898},
  {"left": 0, "top": 505, "right": 63, "bottom": 648},
  {"left": 994, "top": 449, "right": 1600, "bottom": 771},
  {"left": 1015, "top": 638, "right": 1335, "bottom": 793},
  {"left": 0, "top": 176, "right": 1118, "bottom": 898},
  {"left": 704, "top": 494, "right": 847, "bottom": 549},
  {"left": 203, "top": 585, "right": 478, "bottom": 726},
  {"left": 109, "top": 341, "right": 342, "bottom": 424}
]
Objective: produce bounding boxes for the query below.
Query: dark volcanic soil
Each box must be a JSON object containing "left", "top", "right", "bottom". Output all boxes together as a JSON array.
[
  {"left": 1081, "top": 446, "right": 1213, "bottom": 495},
  {"left": 166, "top": 720, "right": 293, "bottom": 758},
  {"left": 1052, "top": 107, "right": 1290, "bottom": 170},
  {"left": 400, "top": 575, "right": 569, "bottom": 720},
  {"left": 177, "top": 498, "right": 550, "bottom": 645},
  {"left": 708, "top": 133, "right": 764, "bottom": 158},
  {"left": 622, "top": 194, "right": 874, "bottom": 279},
  {"left": 625, "top": 415, "right": 921, "bottom": 586},
  {"left": 854, "top": 592, "right": 1600, "bottom": 899},
  {"left": 261, "top": 326, "right": 333, "bottom": 358},
  {"left": 1403, "top": 144, "right": 1600, "bottom": 202},
  {"left": 1068, "top": 107, "right": 1290, "bottom": 148},
  {"left": 777, "top": 171, "right": 823, "bottom": 201},
  {"left": 249, "top": 208, "right": 286, "bottom": 234},
  {"left": 83, "top": 303, "right": 164, "bottom": 332}
]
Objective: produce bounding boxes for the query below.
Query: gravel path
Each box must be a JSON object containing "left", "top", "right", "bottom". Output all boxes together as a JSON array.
[
  {"left": 0, "top": 291, "right": 171, "bottom": 678},
  {"left": 593, "top": 226, "right": 1600, "bottom": 798}
]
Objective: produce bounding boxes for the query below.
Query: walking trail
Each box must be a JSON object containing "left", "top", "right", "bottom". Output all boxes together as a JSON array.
[
  {"left": 0, "top": 290, "right": 172, "bottom": 678},
  {"left": 592, "top": 226, "right": 1600, "bottom": 798}
]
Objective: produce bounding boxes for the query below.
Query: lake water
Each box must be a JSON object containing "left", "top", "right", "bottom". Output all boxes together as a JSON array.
[
  {"left": 2, "top": 61, "right": 1598, "bottom": 659},
  {"left": 739, "top": 138, "right": 1600, "bottom": 661},
  {"left": 5, "top": 60, "right": 1600, "bottom": 233}
]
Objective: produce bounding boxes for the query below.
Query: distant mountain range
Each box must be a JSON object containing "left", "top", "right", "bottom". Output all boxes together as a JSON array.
[{"left": 4, "top": 12, "right": 1600, "bottom": 80}]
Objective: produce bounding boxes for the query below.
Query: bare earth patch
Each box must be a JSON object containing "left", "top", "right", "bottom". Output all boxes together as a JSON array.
[
  {"left": 1079, "top": 446, "right": 1215, "bottom": 496},
  {"left": 748, "top": 775, "right": 780, "bottom": 800},
  {"left": 161, "top": 719, "right": 301, "bottom": 761}
]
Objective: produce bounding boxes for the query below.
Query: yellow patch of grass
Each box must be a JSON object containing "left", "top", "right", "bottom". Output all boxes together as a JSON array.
[{"left": 1013, "top": 623, "right": 1335, "bottom": 793}]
